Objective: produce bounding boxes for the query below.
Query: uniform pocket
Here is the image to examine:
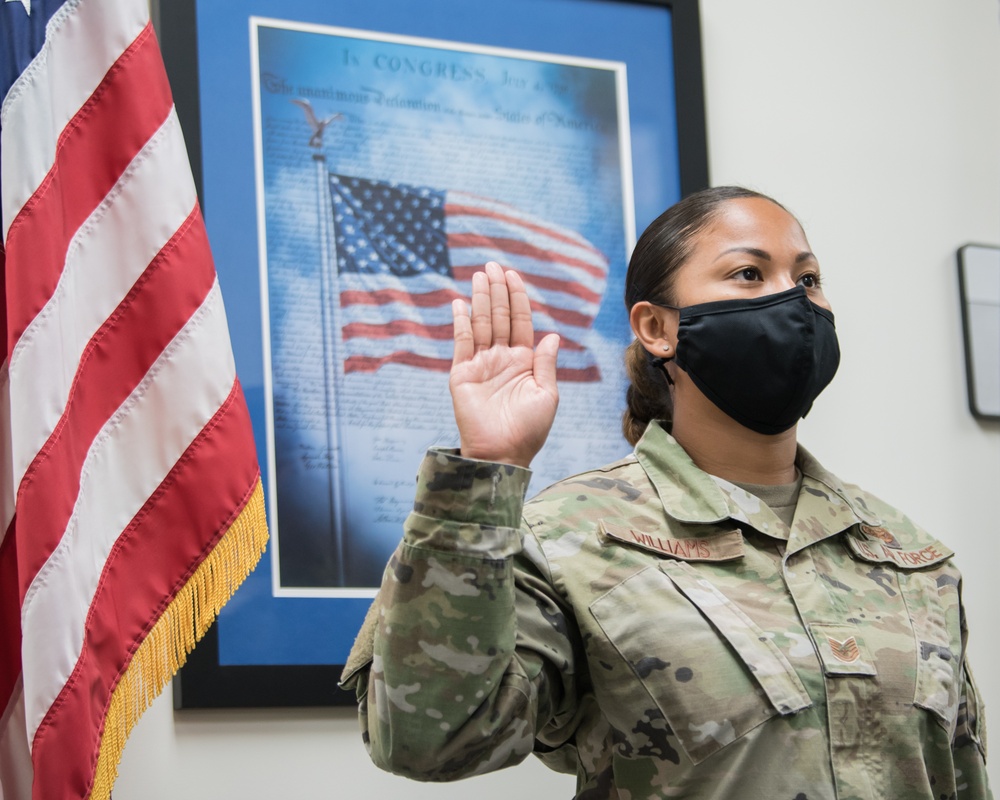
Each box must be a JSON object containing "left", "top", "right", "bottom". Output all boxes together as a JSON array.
[{"left": 589, "top": 563, "right": 810, "bottom": 764}]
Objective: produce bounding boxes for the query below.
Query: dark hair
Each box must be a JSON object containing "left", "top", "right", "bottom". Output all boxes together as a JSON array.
[{"left": 622, "top": 186, "right": 787, "bottom": 445}]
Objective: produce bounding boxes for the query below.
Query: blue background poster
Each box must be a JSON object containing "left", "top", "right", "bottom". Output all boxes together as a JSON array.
[
  {"left": 193, "top": 0, "right": 681, "bottom": 668},
  {"left": 257, "top": 20, "right": 633, "bottom": 594}
]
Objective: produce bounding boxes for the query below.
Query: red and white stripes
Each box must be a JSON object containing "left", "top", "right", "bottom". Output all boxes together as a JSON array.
[{"left": 0, "top": 1, "right": 267, "bottom": 797}]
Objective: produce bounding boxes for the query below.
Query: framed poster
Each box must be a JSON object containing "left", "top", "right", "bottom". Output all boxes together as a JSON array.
[{"left": 159, "top": 0, "right": 708, "bottom": 708}]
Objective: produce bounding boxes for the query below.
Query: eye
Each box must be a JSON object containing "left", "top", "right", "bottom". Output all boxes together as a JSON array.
[
  {"left": 734, "top": 267, "right": 763, "bottom": 282},
  {"left": 797, "top": 272, "right": 822, "bottom": 289}
]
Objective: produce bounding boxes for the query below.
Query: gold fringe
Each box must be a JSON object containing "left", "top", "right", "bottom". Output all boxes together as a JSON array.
[{"left": 88, "top": 478, "right": 268, "bottom": 800}]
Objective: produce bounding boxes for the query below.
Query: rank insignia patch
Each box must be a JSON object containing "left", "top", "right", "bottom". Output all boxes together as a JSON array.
[
  {"left": 809, "top": 623, "right": 877, "bottom": 676},
  {"left": 828, "top": 636, "right": 861, "bottom": 663}
]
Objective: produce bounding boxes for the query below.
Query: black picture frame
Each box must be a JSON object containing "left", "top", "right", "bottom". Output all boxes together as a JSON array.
[
  {"left": 956, "top": 244, "right": 1000, "bottom": 423},
  {"left": 157, "top": 0, "right": 708, "bottom": 709}
]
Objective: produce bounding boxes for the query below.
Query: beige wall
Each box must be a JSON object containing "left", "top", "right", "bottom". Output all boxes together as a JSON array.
[{"left": 116, "top": 1, "right": 1000, "bottom": 796}]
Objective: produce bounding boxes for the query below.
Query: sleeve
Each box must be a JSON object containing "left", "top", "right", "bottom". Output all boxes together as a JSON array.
[
  {"left": 953, "top": 607, "right": 993, "bottom": 800},
  {"left": 338, "top": 449, "right": 581, "bottom": 781}
]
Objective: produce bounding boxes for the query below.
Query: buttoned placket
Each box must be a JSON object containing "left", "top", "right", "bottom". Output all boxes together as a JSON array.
[
  {"left": 638, "top": 424, "right": 890, "bottom": 800},
  {"left": 782, "top": 474, "right": 883, "bottom": 800},
  {"left": 714, "top": 473, "right": 884, "bottom": 800}
]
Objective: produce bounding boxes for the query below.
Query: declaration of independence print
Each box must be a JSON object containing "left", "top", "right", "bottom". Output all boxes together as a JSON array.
[{"left": 251, "top": 18, "right": 635, "bottom": 593}]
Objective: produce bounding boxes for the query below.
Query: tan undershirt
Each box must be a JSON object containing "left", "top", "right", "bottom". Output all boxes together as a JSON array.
[{"left": 732, "top": 471, "right": 803, "bottom": 529}]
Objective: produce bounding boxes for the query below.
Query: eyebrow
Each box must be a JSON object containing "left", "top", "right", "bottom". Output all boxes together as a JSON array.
[{"left": 715, "top": 247, "right": 818, "bottom": 263}]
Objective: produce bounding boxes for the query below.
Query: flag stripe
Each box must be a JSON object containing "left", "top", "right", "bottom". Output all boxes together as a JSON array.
[
  {"left": 335, "top": 254, "right": 604, "bottom": 330},
  {"left": 339, "top": 275, "right": 596, "bottom": 328},
  {"left": 444, "top": 201, "right": 605, "bottom": 258},
  {"left": 445, "top": 191, "right": 602, "bottom": 251},
  {"left": 557, "top": 365, "right": 601, "bottom": 381},
  {"left": 14, "top": 206, "right": 213, "bottom": 603},
  {"left": 447, "top": 233, "right": 607, "bottom": 280},
  {"left": 451, "top": 249, "right": 605, "bottom": 305},
  {"left": 21, "top": 280, "right": 236, "bottom": 741},
  {"left": 344, "top": 352, "right": 451, "bottom": 374},
  {"left": 3, "top": 23, "right": 173, "bottom": 359},
  {"left": 526, "top": 298, "right": 593, "bottom": 329},
  {"left": 341, "top": 302, "right": 457, "bottom": 327},
  {"left": 340, "top": 298, "right": 594, "bottom": 344},
  {"left": 342, "top": 320, "right": 453, "bottom": 342},
  {"left": 342, "top": 334, "right": 596, "bottom": 367},
  {"left": 0, "top": 0, "right": 149, "bottom": 241},
  {"left": 340, "top": 287, "right": 465, "bottom": 309},
  {"left": 0, "top": 681, "right": 30, "bottom": 800},
  {"left": 534, "top": 331, "right": 585, "bottom": 351},
  {"left": 554, "top": 365, "right": 601, "bottom": 382},
  {"left": 29, "top": 383, "right": 259, "bottom": 800},
  {"left": 0, "top": 364, "right": 13, "bottom": 546},
  {"left": 341, "top": 320, "right": 588, "bottom": 352},
  {"left": 337, "top": 301, "right": 594, "bottom": 344},
  {"left": 451, "top": 264, "right": 603, "bottom": 304},
  {"left": 0, "top": 530, "right": 20, "bottom": 710},
  {"left": 9, "top": 108, "right": 197, "bottom": 516},
  {"left": 445, "top": 211, "right": 608, "bottom": 271},
  {"left": 344, "top": 352, "right": 599, "bottom": 382},
  {"left": 335, "top": 251, "right": 603, "bottom": 309}
]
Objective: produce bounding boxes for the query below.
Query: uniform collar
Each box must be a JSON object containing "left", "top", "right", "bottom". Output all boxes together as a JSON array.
[
  {"left": 634, "top": 422, "right": 881, "bottom": 550},
  {"left": 786, "top": 445, "right": 882, "bottom": 554},
  {"left": 633, "top": 422, "right": 731, "bottom": 524}
]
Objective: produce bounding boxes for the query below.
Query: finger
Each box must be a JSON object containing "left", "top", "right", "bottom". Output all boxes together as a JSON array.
[
  {"left": 469, "top": 270, "right": 492, "bottom": 352},
  {"left": 451, "top": 298, "right": 473, "bottom": 366},
  {"left": 505, "top": 269, "right": 534, "bottom": 349},
  {"left": 533, "top": 332, "right": 561, "bottom": 394},
  {"left": 486, "top": 261, "right": 511, "bottom": 347}
]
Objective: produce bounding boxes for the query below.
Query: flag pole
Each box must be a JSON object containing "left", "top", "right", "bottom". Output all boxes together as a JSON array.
[{"left": 313, "top": 148, "right": 348, "bottom": 587}]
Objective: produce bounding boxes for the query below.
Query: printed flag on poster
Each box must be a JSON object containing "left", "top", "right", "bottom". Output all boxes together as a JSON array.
[
  {"left": 0, "top": 2, "right": 268, "bottom": 799},
  {"left": 329, "top": 174, "right": 609, "bottom": 381}
]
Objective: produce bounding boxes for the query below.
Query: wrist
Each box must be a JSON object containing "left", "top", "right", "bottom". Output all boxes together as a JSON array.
[
  {"left": 458, "top": 445, "right": 536, "bottom": 470},
  {"left": 418, "top": 449, "right": 532, "bottom": 528}
]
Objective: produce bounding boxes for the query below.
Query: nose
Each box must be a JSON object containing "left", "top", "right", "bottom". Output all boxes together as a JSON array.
[{"left": 771, "top": 275, "right": 797, "bottom": 293}]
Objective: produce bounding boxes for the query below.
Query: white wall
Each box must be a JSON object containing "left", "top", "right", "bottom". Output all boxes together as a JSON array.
[{"left": 116, "top": 1, "right": 1000, "bottom": 796}]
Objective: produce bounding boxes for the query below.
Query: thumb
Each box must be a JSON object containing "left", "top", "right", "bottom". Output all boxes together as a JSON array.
[{"left": 533, "top": 333, "right": 561, "bottom": 393}]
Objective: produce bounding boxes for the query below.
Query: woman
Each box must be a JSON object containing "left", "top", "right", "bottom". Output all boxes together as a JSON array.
[{"left": 341, "top": 187, "right": 991, "bottom": 799}]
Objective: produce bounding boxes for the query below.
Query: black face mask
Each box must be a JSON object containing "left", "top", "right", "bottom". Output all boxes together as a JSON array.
[{"left": 653, "top": 286, "right": 840, "bottom": 435}]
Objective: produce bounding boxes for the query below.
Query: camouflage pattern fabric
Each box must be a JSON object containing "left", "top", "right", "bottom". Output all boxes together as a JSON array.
[{"left": 341, "top": 422, "right": 992, "bottom": 799}]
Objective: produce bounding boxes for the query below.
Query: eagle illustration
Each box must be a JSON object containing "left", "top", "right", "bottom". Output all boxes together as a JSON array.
[{"left": 291, "top": 98, "right": 343, "bottom": 148}]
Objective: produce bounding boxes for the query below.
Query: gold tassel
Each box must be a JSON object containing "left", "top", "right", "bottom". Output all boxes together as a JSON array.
[{"left": 88, "top": 478, "right": 268, "bottom": 800}]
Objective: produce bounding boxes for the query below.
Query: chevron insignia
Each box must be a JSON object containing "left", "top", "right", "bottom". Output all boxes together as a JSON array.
[{"left": 828, "top": 636, "right": 861, "bottom": 663}]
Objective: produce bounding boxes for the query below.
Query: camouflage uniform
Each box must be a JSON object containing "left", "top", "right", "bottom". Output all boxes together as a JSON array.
[{"left": 341, "top": 422, "right": 991, "bottom": 799}]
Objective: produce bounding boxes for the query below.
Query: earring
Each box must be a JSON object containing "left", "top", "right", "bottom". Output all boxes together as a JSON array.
[{"left": 663, "top": 344, "right": 671, "bottom": 352}]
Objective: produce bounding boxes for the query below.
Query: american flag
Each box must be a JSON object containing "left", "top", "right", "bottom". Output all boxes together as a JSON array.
[
  {"left": 0, "top": 2, "right": 268, "bottom": 798},
  {"left": 329, "top": 174, "right": 609, "bottom": 382}
]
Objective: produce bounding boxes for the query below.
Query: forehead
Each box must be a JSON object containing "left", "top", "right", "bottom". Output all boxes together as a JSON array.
[{"left": 694, "top": 197, "right": 810, "bottom": 253}]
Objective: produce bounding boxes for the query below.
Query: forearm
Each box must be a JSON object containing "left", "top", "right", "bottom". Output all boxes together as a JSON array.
[{"left": 362, "top": 450, "right": 542, "bottom": 780}]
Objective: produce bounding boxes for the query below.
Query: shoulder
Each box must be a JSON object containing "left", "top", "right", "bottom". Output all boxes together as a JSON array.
[
  {"left": 521, "top": 454, "right": 679, "bottom": 560},
  {"left": 518, "top": 455, "right": 669, "bottom": 596},
  {"left": 799, "top": 444, "right": 957, "bottom": 557},
  {"left": 524, "top": 455, "right": 650, "bottom": 520}
]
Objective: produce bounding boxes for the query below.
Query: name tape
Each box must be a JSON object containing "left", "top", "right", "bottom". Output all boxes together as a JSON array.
[{"left": 601, "top": 521, "right": 744, "bottom": 562}]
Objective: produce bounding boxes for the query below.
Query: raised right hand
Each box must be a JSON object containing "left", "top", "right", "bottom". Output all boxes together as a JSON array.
[{"left": 449, "top": 262, "right": 560, "bottom": 469}]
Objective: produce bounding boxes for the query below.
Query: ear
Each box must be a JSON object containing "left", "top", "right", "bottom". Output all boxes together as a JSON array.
[{"left": 629, "top": 301, "right": 678, "bottom": 358}]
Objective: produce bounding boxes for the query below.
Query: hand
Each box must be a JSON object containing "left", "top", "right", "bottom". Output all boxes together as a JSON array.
[{"left": 449, "top": 262, "right": 560, "bottom": 468}]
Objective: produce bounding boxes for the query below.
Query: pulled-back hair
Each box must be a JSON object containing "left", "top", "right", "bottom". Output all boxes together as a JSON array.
[{"left": 621, "top": 186, "right": 786, "bottom": 445}]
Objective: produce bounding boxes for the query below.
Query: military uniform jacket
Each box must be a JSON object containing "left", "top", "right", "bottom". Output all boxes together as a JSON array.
[{"left": 341, "top": 422, "right": 991, "bottom": 799}]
